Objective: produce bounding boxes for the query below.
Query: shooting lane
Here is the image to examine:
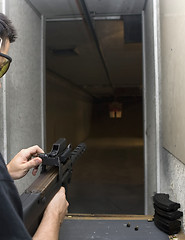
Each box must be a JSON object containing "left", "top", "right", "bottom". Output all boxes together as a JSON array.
[
  {"left": 59, "top": 214, "right": 185, "bottom": 240},
  {"left": 67, "top": 124, "right": 144, "bottom": 214},
  {"left": 44, "top": 0, "right": 144, "bottom": 225}
]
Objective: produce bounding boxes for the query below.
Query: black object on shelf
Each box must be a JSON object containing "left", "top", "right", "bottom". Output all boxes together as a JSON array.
[{"left": 153, "top": 193, "right": 183, "bottom": 235}]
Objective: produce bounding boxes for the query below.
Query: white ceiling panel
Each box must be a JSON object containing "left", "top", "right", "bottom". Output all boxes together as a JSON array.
[
  {"left": 29, "top": 0, "right": 146, "bottom": 18},
  {"left": 29, "top": 0, "right": 80, "bottom": 18}
]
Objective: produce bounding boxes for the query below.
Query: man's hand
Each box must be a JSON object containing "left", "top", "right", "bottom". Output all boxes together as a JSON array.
[
  {"left": 7, "top": 145, "right": 44, "bottom": 180},
  {"left": 33, "top": 187, "right": 69, "bottom": 240},
  {"left": 45, "top": 186, "right": 69, "bottom": 225}
]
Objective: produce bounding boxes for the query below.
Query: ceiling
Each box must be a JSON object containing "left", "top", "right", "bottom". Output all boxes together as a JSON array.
[{"left": 29, "top": 0, "right": 146, "bottom": 100}]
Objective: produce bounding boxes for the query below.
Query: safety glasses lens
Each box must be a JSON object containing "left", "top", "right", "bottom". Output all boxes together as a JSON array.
[{"left": 0, "top": 60, "right": 10, "bottom": 77}]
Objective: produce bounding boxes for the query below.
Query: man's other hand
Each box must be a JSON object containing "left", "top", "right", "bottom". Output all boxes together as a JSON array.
[{"left": 7, "top": 145, "right": 44, "bottom": 180}]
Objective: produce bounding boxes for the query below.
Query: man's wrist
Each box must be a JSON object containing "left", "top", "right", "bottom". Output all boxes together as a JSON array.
[
  {"left": 6, "top": 164, "right": 12, "bottom": 176},
  {"left": 6, "top": 163, "right": 16, "bottom": 180}
]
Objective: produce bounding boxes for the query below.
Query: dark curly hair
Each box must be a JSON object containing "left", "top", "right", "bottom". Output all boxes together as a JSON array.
[{"left": 0, "top": 13, "right": 17, "bottom": 44}]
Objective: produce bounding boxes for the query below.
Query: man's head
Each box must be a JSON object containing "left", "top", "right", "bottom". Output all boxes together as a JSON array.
[
  {"left": 0, "top": 13, "right": 17, "bottom": 79},
  {"left": 0, "top": 13, "right": 17, "bottom": 46}
]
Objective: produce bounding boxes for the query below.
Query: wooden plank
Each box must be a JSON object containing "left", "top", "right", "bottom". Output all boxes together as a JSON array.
[{"left": 66, "top": 213, "right": 153, "bottom": 220}]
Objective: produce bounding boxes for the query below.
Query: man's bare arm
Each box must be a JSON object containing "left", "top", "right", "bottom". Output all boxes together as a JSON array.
[{"left": 33, "top": 187, "right": 69, "bottom": 240}]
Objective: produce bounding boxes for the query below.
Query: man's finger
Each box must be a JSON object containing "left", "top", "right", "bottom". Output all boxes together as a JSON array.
[
  {"left": 24, "top": 157, "right": 42, "bottom": 171},
  {"left": 32, "top": 167, "right": 39, "bottom": 176},
  {"left": 23, "top": 145, "right": 44, "bottom": 159}
]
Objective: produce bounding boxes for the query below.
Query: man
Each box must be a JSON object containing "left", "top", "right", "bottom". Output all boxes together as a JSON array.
[{"left": 0, "top": 13, "right": 69, "bottom": 239}]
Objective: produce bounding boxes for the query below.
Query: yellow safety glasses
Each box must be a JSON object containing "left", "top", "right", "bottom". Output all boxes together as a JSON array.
[{"left": 0, "top": 52, "right": 12, "bottom": 78}]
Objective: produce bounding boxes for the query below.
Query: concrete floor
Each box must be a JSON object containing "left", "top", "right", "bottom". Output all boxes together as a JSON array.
[{"left": 67, "top": 137, "right": 144, "bottom": 214}]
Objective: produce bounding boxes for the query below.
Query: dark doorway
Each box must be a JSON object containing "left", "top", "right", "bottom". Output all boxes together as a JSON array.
[{"left": 45, "top": 0, "right": 145, "bottom": 215}]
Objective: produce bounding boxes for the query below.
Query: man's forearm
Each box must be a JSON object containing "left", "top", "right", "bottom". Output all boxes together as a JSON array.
[
  {"left": 32, "top": 187, "right": 68, "bottom": 240},
  {"left": 32, "top": 210, "right": 61, "bottom": 240}
]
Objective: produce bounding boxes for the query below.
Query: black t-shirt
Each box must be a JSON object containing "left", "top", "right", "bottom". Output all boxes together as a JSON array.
[{"left": 0, "top": 153, "right": 32, "bottom": 240}]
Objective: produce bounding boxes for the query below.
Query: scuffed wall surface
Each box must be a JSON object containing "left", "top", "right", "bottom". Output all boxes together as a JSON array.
[
  {"left": 0, "top": 0, "right": 43, "bottom": 194},
  {"left": 161, "top": 148, "right": 185, "bottom": 230},
  {"left": 46, "top": 70, "right": 92, "bottom": 150},
  {"left": 7, "top": 0, "right": 42, "bottom": 155}
]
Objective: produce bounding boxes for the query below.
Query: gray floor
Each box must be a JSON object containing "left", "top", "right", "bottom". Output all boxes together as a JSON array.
[{"left": 67, "top": 137, "right": 144, "bottom": 214}]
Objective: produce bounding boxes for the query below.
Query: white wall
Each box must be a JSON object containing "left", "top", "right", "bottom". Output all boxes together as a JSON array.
[
  {"left": 160, "top": 0, "right": 185, "bottom": 230},
  {"left": 161, "top": 0, "right": 185, "bottom": 164},
  {"left": 0, "top": 0, "right": 44, "bottom": 194}
]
